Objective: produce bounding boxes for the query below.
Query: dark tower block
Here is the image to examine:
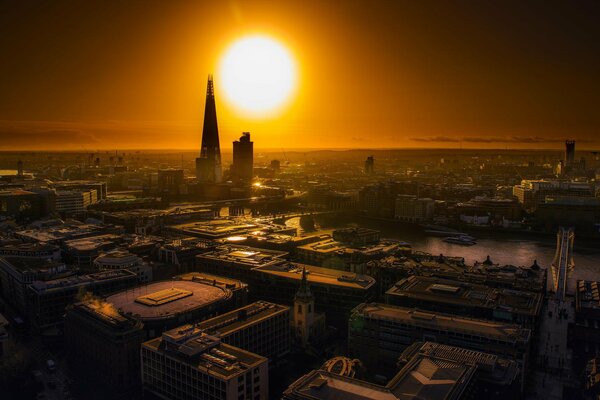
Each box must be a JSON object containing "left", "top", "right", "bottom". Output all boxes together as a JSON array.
[
  {"left": 232, "top": 132, "right": 254, "bottom": 182},
  {"left": 196, "top": 75, "right": 222, "bottom": 183},
  {"left": 565, "top": 140, "right": 575, "bottom": 168}
]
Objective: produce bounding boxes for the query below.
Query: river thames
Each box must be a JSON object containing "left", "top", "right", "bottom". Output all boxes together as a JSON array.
[{"left": 287, "top": 216, "right": 600, "bottom": 283}]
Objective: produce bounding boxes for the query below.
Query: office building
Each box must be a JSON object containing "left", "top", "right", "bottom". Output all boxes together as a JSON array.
[
  {"left": 0, "top": 189, "right": 43, "bottom": 221},
  {"left": 0, "top": 242, "right": 61, "bottom": 261},
  {"left": 28, "top": 269, "right": 138, "bottom": 334},
  {"left": 94, "top": 249, "right": 153, "bottom": 283},
  {"left": 196, "top": 76, "right": 223, "bottom": 183},
  {"left": 283, "top": 341, "right": 519, "bottom": 400},
  {"left": 195, "top": 301, "right": 290, "bottom": 362},
  {"left": 513, "top": 179, "right": 594, "bottom": 212},
  {"left": 54, "top": 189, "right": 98, "bottom": 216},
  {"left": 0, "top": 257, "right": 73, "bottom": 314},
  {"left": 232, "top": 132, "right": 254, "bottom": 182},
  {"left": 565, "top": 140, "right": 576, "bottom": 167},
  {"left": 141, "top": 327, "right": 268, "bottom": 400},
  {"left": 176, "top": 272, "right": 249, "bottom": 309},
  {"left": 386, "top": 275, "right": 542, "bottom": 327},
  {"left": 105, "top": 278, "right": 241, "bottom": 338},
  {"left": 394, "top": 195, "right": 435, "bottom": 222},
  {"left": 196, "top": 246, "right": 376, "bottom": 328},
  {"left": 348, "top": 303, "right": 531, "bottom": 384},
  {"left": 364, "top": 155, "right": 374, "bottom": 174},
  {"left": 572, "top": 280, "right": 600, "bottom": 368},
  {"left": 65, "top": 300, "right": 145, "bottom": 390}
]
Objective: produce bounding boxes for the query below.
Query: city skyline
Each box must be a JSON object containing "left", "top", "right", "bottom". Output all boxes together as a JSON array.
[{"left": 1, "top": 1, "right": 600, "bottom": 150}]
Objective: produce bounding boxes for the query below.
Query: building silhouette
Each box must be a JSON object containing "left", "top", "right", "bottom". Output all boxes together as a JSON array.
[
  {"left": 565, "top": 139, "right": 575, "bottom": 167},
  {"left": 364, "top": 155, "right": 374, "bottom": 174},
  {"left": 232, "top": 132, "right": 254, "bottom": 182},
  {"left": 195, "top": 75, "right": 222, "bottom": 183}
]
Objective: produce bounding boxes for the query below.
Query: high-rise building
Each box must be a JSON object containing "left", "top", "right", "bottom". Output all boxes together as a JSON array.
[
  {"left": 232, "top": 132, "right": 254, "bottom": 182},
  {"left": 565, "top": 139, "right": 576, "bottom": 167},
  {"left": 196, "top": 76, "right": 222, "bottom": 183},
  {"left": 364, "top": 156, "right": 374, "bottom": 174}
]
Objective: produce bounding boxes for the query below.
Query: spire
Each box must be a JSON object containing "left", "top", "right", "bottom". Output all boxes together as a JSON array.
[
  {"left": 295, "top": 267, "right": 313, "bottom": 301},
  {"left": 196, "top": 74, "right": 222, "bottom": 183}
]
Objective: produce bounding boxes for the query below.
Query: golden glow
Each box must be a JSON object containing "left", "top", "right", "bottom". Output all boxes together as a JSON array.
[{"left": 219, "top": 35, "right": 297, "bottom": 117}]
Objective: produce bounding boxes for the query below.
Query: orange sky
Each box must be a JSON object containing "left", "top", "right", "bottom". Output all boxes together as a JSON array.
[{"left": 1, "top": 1, "right": 599, "bottom": 150}]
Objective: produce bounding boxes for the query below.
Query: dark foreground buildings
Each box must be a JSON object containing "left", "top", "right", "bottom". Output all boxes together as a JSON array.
[
  {"left": 283, "top": 342, "right": 519, "bottom": 400},
  {"left": 141, "top": 326, "right": 269, "bottom": 400}
]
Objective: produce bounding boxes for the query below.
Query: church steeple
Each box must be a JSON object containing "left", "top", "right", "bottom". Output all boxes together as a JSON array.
[
  {"left": 294, "top": 267, "right": 315, "bottom": 347},
  {"left": 295, "top": 267, "right": 313, "bottom": 301}
]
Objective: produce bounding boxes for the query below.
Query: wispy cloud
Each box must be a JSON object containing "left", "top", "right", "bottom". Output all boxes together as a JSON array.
[{"left": 411, "top": 135, "right": 598, "bottom": 144}]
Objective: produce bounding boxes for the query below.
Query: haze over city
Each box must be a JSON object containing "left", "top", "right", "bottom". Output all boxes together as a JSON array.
[{"left": 1, "top": 1, "right": 600, "bottom": 150}]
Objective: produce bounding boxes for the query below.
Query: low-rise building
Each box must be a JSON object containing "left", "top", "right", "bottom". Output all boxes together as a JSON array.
[
  {"left": 0, "top": 242, "right": 61, "bottom": 261},
  {"left": 571, "top": 280, "right": 600, "bottom": 368},
  {"left": 28, "top": 269, "right": 138, "bottom": 333},
  {"left": 348, "top": 303, "right": 531, "bottom": 386},
  {"left": 386, "top": 275, "right": 542, "bottom": 327},
  {"left": 283, "top": 341, "right": 519, "bottom": 400},
  {"left": 0, "top": 257, "right": 73, "bottom": 314}
]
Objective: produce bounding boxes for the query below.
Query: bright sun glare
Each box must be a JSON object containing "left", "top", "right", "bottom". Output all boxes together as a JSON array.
[{"left": 219, "top": 35, "right": 297, "bottom": 116}]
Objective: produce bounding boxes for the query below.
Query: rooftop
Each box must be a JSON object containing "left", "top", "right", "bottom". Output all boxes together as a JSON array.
[
  {"left": 387, "top": 275, "right": 542, "bottom": 317},
  {"left": 29, "top": 269, "right": 138, "bottom": 293},
  {"left": 351, "top": 303, "right": 530, "bottom": 344},
  {"left": 256, "top": 262, "right": 375, "bottom": 290},
  {"left": 197, "top": 245, "right": 288, "bottom": 269},
  {"left": 106, "top": 280, "right": 231, "bottom": 320},
  {"left": 144, "top": 327, "right": 266, "bottom": 379},
  {"left": 197, "top": 301, "right": 289, "bottom": 336}
]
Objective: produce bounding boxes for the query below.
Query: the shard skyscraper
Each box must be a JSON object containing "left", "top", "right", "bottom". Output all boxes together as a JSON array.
[{"left": 195, "top": 75, "right": 222, "bottom": 183}]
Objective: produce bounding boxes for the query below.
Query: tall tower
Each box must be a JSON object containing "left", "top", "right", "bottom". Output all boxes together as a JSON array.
[
  {"left": 196, "top": 75, "right": 222, "bottom": 183},
  {"left": 232, "top": 132, "right": 254, "bottom": 182},
  {"left": 294, "top": 268, "right": 315, "bottom": 347},
  {"left": 565, "top": 140, "right": 575, "bottom": 168}
]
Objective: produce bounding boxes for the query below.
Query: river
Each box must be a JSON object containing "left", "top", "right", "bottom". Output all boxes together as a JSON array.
[{"left": 286, "top": 216, "right": 600, "bottom": 283}]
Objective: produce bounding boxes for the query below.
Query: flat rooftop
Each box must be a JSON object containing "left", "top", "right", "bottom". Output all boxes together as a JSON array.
[
  {"left": 16, "top": 223, "right": 120, "bottom": 243},
  {"left": 64, "top": 234, "right": 122, "bottom": 251},
  {"left": 106, "top": 280, "right": 230, "bottom": 320},
  {"left": 256, "top": 262, "right": 375, "bottom": 290},
  {"left": 169, "top": 220, "right": 261, "bottom": 238},
  {"left": 197, "top": 245, "right": 288, "bottom": 268},
  {"left": 351, "top": 303, "right": 530, "bottom": 344},
  {"left": 144, "top": 329, "right": 265, "bottom": 379},
  {"left": 176, "top": 272, "right": 247, "bottom": 290},
  {"left": 0, "top": 257, "right": 67, "bottom": 273},
  {"left": 197, "top": 301, "right": 289, "bottom": 336},
  {"left": 29, "top": 269, "right": 137, "bottom": 293},
  {"left": 387, "top": 275, "right": 541, "bottom": 317}
]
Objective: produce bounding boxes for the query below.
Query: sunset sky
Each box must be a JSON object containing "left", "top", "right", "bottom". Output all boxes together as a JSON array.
[{"left": 1, "top": 1, "right": 599, "bottom": 150}]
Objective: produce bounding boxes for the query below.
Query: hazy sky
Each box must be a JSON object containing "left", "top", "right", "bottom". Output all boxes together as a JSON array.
[{"left": 1, "top": 0, "right": 599, "bottom": 150}]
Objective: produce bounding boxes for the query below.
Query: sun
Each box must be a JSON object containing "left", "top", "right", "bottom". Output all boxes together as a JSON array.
[{"left": 219, "top": 35, "right": 297, "bottom": 116}]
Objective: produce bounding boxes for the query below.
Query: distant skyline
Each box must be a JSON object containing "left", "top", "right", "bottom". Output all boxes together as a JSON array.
[{"left": 1, "top": 1, "right": 599, "bottom": 150}]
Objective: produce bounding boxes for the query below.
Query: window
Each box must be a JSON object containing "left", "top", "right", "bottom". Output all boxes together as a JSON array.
[{"left": 297, "top": 305, "right": 302, "bottom": 315}]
